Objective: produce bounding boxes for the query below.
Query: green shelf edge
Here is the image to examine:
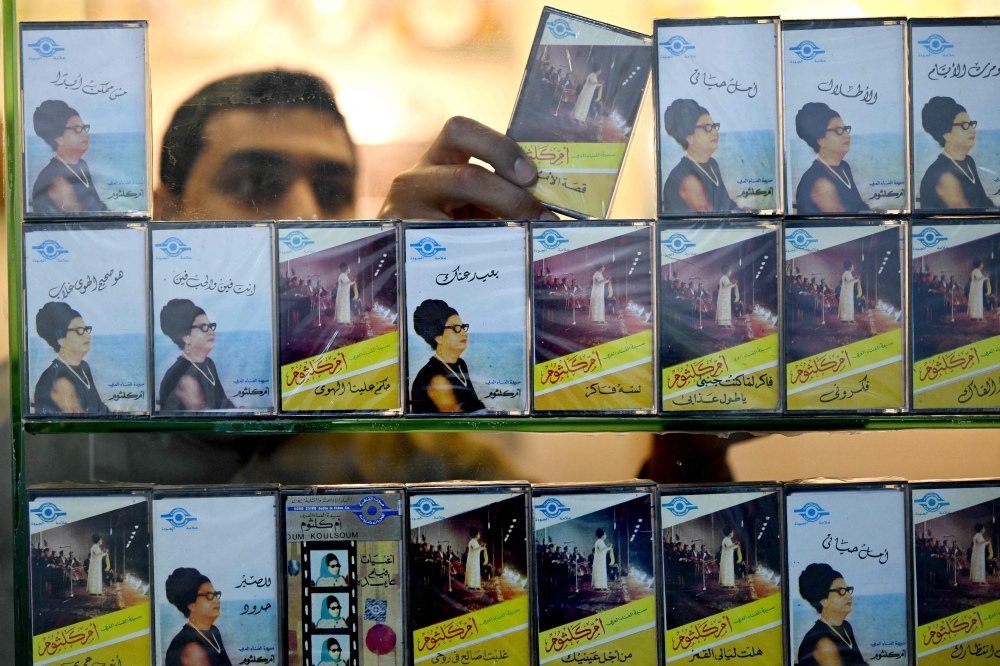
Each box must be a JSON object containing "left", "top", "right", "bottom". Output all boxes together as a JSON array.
[{"left": 20, "top": 414, "right": 1000, "bottom": 435}]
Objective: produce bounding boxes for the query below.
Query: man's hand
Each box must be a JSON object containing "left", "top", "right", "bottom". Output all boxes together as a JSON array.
[{"left": 379, "top": 116, "right": 558, "bottom": 220}]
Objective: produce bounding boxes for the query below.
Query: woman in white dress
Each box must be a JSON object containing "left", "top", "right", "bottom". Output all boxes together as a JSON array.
[
  {"left": 969, "top": 259, "right": 988, "bottom": 320},
  {"left": 716, "top": 264, "right": 736, "bottom": 328},
  {"left": 87, "top": 534, "right": 106, "bottom": 596},
  {"left": 839, "top": 260, "right": 860, "bottom": 323},
  {"left": 719, "top": 527, "right": 740, "bottom": 589},
  {"left": 572, "top": 68, "right": 603, "bottom": 124},
  {"left": 590, "top": 264, "right": 611, "bottom": 324},
  {"left": 335, "top": 263, "right": 356, "bottom": 325},
  {"left": 971, "top": 522, "right": 990, "bottom": 584},
  {"left": 465, "top": 528, "right": 485, "bottom": 590},
  {"left": 592, "top": 528, "right": 613, "bottom": 590}
]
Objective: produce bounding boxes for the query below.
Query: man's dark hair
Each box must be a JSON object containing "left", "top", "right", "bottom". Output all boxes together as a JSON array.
[{"left": 160, "top": 70, "right": 351, "bottom": 197}]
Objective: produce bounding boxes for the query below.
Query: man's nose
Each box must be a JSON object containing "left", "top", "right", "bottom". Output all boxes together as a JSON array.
[{"left": 279, "top": 177, "right": 323, "bottom": 221}]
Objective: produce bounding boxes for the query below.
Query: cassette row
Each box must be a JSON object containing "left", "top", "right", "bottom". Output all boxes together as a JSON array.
[
  {"left": 20, "top": 218, "right": 1000, "bottom": 419},
  {"left": 27, "top": 477, "right": 1000, "bottom": 666},
  {"left": 17, "top": 15, "right": 1000, "bottom": 224}
]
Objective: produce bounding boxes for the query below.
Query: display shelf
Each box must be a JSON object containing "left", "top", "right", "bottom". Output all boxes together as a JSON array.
[{"left": 19, "top": 413, "right": 1000, "bottom": 434}]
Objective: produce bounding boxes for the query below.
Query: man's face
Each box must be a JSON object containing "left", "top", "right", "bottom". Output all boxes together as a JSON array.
[{"left": 164, "top": 107, "right": 356, "bottom": 221}]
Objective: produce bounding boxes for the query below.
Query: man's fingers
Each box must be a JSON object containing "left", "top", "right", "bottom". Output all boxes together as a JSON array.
[
  {"left": 382, "top": 163, "right": 554, "bottom": 221},
  {"left": 422, "top": 116, "right": 539, "bottom": 187}
]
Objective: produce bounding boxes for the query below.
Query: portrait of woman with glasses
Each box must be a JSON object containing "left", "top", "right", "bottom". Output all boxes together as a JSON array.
[
  {"left": 661, "top": 98, "right": 739, "bottom": 214},
  {"left": 316, "top": 637, "right": 347, "bottom": 666},
  {"left": 158, "top": 298, "right": 235, "bottom": 412},
  {"left": 314, "top": 594, "right": 349, "bottom": 629},
  {"left": 409, "top": 298, "right": 485, "bottom": 414},
  {"left": 919, "top": 96, "right": 994, "bottom": 212},
  {"left": 33, "top": 301, "right": 107, "bottom": 415},
  {"left": 794, "top": 102, "right": 871, "bottom": 215},
  {"left": 797, "top": 563, "right": 866, "bottom": 666},
  {"left": 29, "top": 100, "right": 108, "bottom": 215},
  {"left": 164, "top": 567, "right": 232, "bottom": 666}
]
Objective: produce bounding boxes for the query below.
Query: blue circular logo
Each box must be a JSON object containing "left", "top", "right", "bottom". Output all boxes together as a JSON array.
[
  {"left": 660, "top": 36, "right": 695, "bottom": 57},
  {"left": 161, "top": 507, "right": 197, "bottom": 528},
  {"left": 280, "top": 230, "right": 315, "bottom": 251},
  {"left": 789, "top": 40, "right": 826, "bottom": 61}
]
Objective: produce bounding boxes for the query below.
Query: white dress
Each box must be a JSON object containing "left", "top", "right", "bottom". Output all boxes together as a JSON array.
[
  {"left": 970, "top": 268, "right": 987, "bottom": 320},
  {"left": 590, "top": 271, "right": 609, "bottom": 323},
  {"left": 719, "top": 536, "right": 738, "bottom": 588},
  {"left": 87, "top": 543, "right": 104, "bottom": 595},
  {"left": 971, "top": 532, "right": 988, "bottom": 583},
  {"left": 839, "top": 271, "right": 858, "bottom": 322},
  {"left": 716, "top": 275, "right": 734, "bottom": 327},
  {"left": 465, "top": 538, "right": 484, "bottom": 589},
  {"left": 592, "top": 537, "right": 612, "bottom": 590},
  {"left": 572, "top": 73, "right": 601, "bottom": 123},
  {"left": 336, "top": 273, "right": 352, "bottom": 325}
]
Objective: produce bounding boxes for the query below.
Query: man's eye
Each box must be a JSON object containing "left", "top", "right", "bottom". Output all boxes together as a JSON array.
[
  {"left": 217, "top": 168, "right": 288, "bottom": 205},
  {"left": 312, "top": 176, "right": 354, "bottom": 213}
]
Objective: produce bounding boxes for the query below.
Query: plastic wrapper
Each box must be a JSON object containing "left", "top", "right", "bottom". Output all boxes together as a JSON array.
[
  {"left": 508, "top": 8, "right": 652, "bottom": 219},
  {"left": 654, "top": 18, "right": 781, "bottom": 217},
  {"left": 784, "top": 221, "right": 906, "bottom": 412},
  {"left": 910, "top": 19, "right": 1000, "bottom": 215},
  {"left": 911, "top": 220, "right": 1000, "bottom": 412},
  {"left": 27, "top": 486, "right": 152, "bottom": 665},
  {"left": 784, "top": 480, "right": 912, "bottom": 665},
  {"left": 407, "top": 482, "right": 532, "bottom": 665},
  {"left": 284, "top": 486, "right": 406, "bottom": 666},
  {"left": 150, "top": 223, "right": 275, "bottom": 416},
  {"left": 782, "top": 20, "right": 908, "bottom": 215},
  {"left": 658, "top": 221, "right": 780, "bottom": 412},
  {"left": 660, "top": 483, "right": 784, "bottom": 664},
  {"left": 531, "top": 221, "right": 655, "bottom": 413},
  {"left": 403, "top": 223, "right": 529, "bottom": 415},
  {"left": 153, "top": 488, "right": 281, "bottom": 666},
  {"left": 277, "top": 223, "right": 401, "bottom": 415},
  {"left": 911, "top": 479, "right": 1000, "bottom": 663},
  {"left": 23, "top": 223, "right": 149, "bottom": 417},
  {"left": 533, "top": 481, "right": 662, "bottom": 665},
  {"left": 20, "top": 22, "right": 151, "bottom": 219}
]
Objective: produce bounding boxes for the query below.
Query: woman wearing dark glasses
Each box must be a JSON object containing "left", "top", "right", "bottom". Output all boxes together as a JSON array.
[
  {"left": 33, "top": 301, "right": 107, "bottom": 415},
  {"left": 159, "top": 298, "right": 235, "bottom": 412},
  {"left": 315, "top": 594, "right": 348, "bottom": 629},
  {"left": 794, "top": 102, "right": 870, "bottom": 215},
  {"left": 165, "top": 567, "right": 232, "bottom": 666},
  {"left": 317, "top": 637, "right": 346, "bottom": 665},
  {"left": 797, "top": 563, "right": 867, "bottom": 666},
  {"left": 661, "top": 98, "right": 739, "bottom": 214},
  {"left": 410, "top": 298, "right": 485, "bottom": 414},
  {"left": 30, "top": 99, "right": 108, "bottom": 215},
  {"left": 920, "top": 96, "right": 993, "bottom": 211}
]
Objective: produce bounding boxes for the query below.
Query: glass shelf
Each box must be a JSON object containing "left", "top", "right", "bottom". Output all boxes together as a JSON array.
[{"left": 20, "top": 414, "right": 1000, "bottom": 435}]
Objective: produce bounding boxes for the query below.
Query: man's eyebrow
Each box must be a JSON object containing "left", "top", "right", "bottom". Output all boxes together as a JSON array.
[
  {"left": 215, "top": 149, "right": 355, "bottom": 174},
  {"left": 216, "top": 149, "right": 292, "bottom": 169}
]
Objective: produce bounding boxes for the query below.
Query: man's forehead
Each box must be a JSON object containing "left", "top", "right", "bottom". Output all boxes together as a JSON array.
[{"left": 199, "top": 106, "right": 355, "bottom": 164}]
